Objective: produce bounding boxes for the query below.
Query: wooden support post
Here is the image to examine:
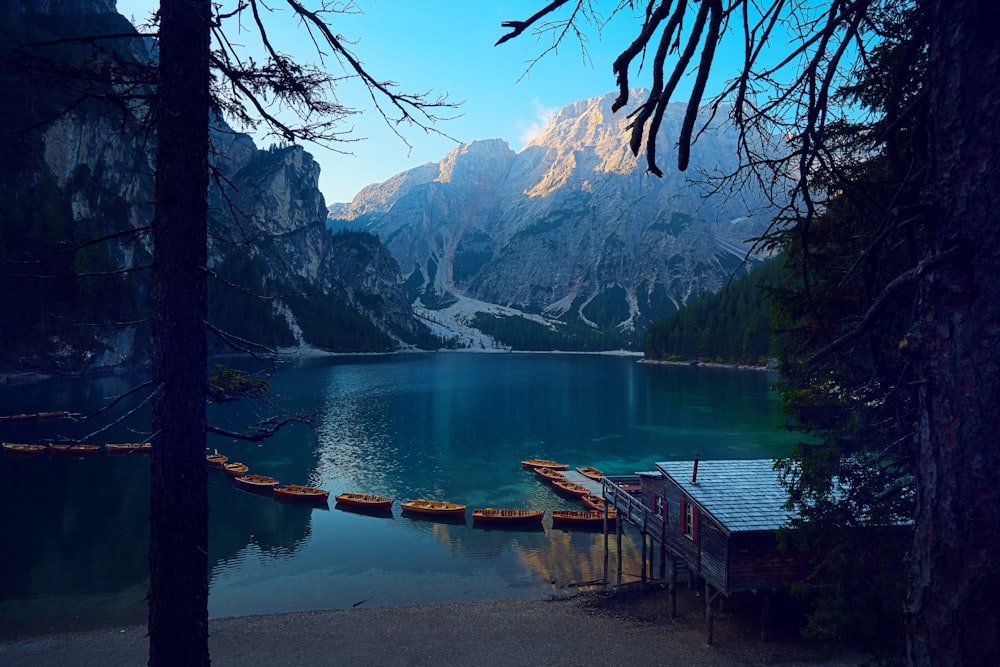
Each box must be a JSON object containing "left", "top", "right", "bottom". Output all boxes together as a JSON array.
[
  {"left": 647, "top": 534, "right": 655, "bottom": 581},
  {"left": 616, "top": 509, "right": 623, "bottom": 585},
  {"left": 658, "top": 540, "right": 666, "bottom": 579},
  {"left": 760, "top": 590, "right": 773, "bottom": 642},
  {"left": 705, "top": 581, "right": 715, "bottom": 645},
  {"left": 640, "top": 531, "right": 647, "bottom": 583},
  {"left": 602, "top": 506, "right": 609, "bottom": 583},
  {"left": 668, "top": 555, "right": 677, "bottom": 618}
]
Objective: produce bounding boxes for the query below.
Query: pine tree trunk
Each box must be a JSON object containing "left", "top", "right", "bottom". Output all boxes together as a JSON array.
[
  {"left": 148, "top": 0, "right": 211, "bottom": 664},
  {"left": 907, "top": 1, "right": 1000, "bottom": 664}
]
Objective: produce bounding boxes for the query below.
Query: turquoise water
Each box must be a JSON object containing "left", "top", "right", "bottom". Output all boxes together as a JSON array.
[{"left": 0, "top": 353, "right": 794, "bottom": 637}]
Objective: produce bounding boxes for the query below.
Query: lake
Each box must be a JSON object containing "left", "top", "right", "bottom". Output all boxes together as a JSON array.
[{"left": 0, "top": 352, "right": 795, "bottom": 638}]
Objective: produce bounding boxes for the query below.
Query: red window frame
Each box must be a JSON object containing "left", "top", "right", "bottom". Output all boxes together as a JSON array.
[{"left": 679, "top": 498, "right": 699, "bottom": 542}]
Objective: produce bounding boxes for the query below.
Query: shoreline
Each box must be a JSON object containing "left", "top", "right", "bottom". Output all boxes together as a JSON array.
[
  {"left": 638, "top": 358, "right": 775, "bottom": 372},
  {"left": 0, "top": 591, "right": 868, "bottom": 667}
]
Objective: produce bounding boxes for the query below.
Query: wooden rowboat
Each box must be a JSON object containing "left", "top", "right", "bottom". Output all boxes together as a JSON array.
[
  {"left": 223, "top": 461, "right": 249, "bottom": 476},
  {"left": 534, "top": 466, "right": 566, "bottom": 483},
  {"left": 66, "top": 444, "right": 102, "bottom": 455},
  {"left": 0, "top": 413, "right": 33, "bottom": 423},
  {"left": 206, "top": 452, "right": 228, "bottom": 467},
  {"left": 576, "top": 466, "right": 604, "bottom": 481},
  {"left": 552, "top": 480, "right": 591, "bottom": 497},
  {"left": 521, "top": 458, "right": 569, "bottom": 470},
  {"left": 223, "top": 461, "right": 248, "bottom": 476},
  {"left": 275, "top": 484, "right": 330, "bottom": 504},
  {"left": 471, "top": 508, "right": 544, "bottom": 524},
  {"left": 233, "top": 474, "right": 278, "bottom": 493},
  {"left": 582, "top": 494, "right": 608, "bottom": 511},
  {"left": 335, "top": 493, "right": 394, "bottom": 511},
  {"left": 106, "top": 442, "right": 151, "bottom": 454},
  {"left": 552, "top": 509, "right": 616, "bottom": 527},
  {"left": 400, "top": 499, "right": 467, "bottom": 517},
  {"left": 0, "top": 411, "right": 69, "bottom": 422},
  {"left": 49, "top": 443, "right": 72, "bottom": 454},
  {"left": 2, "top": 442, "right": 48, "bottom": 455}
]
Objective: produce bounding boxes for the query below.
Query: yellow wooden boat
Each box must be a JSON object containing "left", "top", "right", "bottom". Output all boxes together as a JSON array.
[
  {"left": 66, "top": 444, "right": 102, "bottom": 455},
  {"left": 2, "top": 442, "right": 48, "bottom": 455},
  {"left": 400, "top": 499, "right": 467, "bottom": 517},
  {"left": 534, "top": 466, "right": 566, "bottom": 483},
  {"left": 206, "top": 452, "right": 228, "bottom": 467},
  {"left": 335, "top": 493, "right": 394, "bottom": 511},
  {"left": 521, "top": 458, "right": 569, "bottom": 470},
  {"left": 223, "top": 461, "right": 249, "bottom": 476},
  {"left": 106, "top": 442, "right": 151, "bottom": 454},
  {"left": 576, "top": 466, "right": 604, "bottom": 481},
  {"left": 552, "top": 509, "right": 616, "bottom": 527},
  {"left": 471, "top": 508, "right": 544, "bottom": 524},
  {"left": 582, "top": 494, "right": 608, "bottom": 511},
  {"left": 0, "top": 411, "right": 69, "bottom": 422},
  {"left": 233, "top": 473, "right": 278, "bottom": 493},
  {"left": 275, "top": 484, "right": 330, "bottom": 504},
  {"left": 37, "top": 411, "right": 70, "bottom": 420},
  {"left": 552, "top": 479, "right": 591, "bottom": 497}
]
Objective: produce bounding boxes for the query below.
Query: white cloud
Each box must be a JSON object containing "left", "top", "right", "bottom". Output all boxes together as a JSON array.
[{"left": 517, "top": 100, "right": 559, "bottom": 146}]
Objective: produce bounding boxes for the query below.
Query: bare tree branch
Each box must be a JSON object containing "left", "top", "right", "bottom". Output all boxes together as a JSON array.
[{"left": 207, "top": 414, "right": 317, "bottom": 442}]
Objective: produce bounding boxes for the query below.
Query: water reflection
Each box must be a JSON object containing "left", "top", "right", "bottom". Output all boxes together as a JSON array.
[
  {"left": 208, "top": 471, "right": 316, "bottom": 566},
  {"left": 0, "top": 354, "right": 796, "bottom": 637}
]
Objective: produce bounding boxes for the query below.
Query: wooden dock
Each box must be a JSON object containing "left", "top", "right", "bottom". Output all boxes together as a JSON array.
[{"left": 558, "top": 470, "right": 603, "bottom": 495}]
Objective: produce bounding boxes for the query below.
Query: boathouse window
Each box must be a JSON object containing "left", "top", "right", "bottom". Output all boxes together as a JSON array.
[
  {"left": 679, "top": 499, "right": 698, "bottom": 541},
  {"left": 653, "top": 494, "right": 663, "bottom": 515}
]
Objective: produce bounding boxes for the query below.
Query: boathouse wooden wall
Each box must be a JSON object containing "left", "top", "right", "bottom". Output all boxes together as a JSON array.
[
  {"left": 727, "top": 532, "right": 811, "bottom": 592},
  {"left": 638, "top": 473, "right": 809, "bottom": 595}
]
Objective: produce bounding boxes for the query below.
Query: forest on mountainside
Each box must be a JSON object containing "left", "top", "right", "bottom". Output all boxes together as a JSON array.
[
  {"left": 0, "top": 7, "right": 438, "bottom": 375},
  {"left": 643, "top": 259, "right": 779, "bottom": 364}
]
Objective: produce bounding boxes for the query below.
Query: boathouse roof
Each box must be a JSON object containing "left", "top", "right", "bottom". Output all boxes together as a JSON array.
[{"left": 655, "top": 459, "right": 797, "bottom": 534}]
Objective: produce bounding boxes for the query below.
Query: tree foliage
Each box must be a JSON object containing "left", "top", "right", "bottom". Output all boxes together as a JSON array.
[
  {"left": 504, "top": 2, "right": 1000, "bottom": 664},
  {"left": 643, "top": 258, "right": 778, "bottom": 365},
  {"left": 763, "top": 11, "right": 927, "bottom": 653},
  {"left": 3, "top": 2, "right": 454, "bottom": 663},
  {"left": 471, "top": 312, "right": 634, "bottom": 351}
]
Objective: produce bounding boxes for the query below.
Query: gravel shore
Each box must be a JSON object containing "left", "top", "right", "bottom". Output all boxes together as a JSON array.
[{"left": 0, "top": 588, "right": 869, "bottom": 666}]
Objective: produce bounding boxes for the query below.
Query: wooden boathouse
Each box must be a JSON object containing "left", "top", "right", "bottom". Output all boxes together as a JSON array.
[{"left": 602, "top": 458, "right": 812, "bottom": 642}]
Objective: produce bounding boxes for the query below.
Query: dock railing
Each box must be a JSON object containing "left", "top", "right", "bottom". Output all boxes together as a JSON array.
[{"left": 603, "top": 475, "right": 665, "bottom": 540}]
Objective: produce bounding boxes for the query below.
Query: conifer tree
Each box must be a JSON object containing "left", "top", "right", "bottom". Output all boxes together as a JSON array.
[{"left": 505, "top": 2, "right": 1000, "bottom": 663}]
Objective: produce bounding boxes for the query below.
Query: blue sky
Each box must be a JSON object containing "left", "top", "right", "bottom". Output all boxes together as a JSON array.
[{"left": 115, "top": 1, "right": 743, "bottom": 204}]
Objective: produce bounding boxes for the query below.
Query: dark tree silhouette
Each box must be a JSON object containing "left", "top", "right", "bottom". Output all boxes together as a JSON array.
[
  {"left": 501, "top": 2, "right": 1000, "bottom": 664},
  {"left": 147, "top": 1, "right": 210, "bottom": 663},
  {"left": 143, "top": 1, "right": 454, "bottom": 663}
]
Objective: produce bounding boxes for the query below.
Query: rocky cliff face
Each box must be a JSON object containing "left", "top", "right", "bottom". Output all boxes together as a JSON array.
[
  {"left": 0, "top": 1, "right": 430, "bottom": 374},
  {"left": 329, "top": 93, "right": 776, "bottom": 346}
]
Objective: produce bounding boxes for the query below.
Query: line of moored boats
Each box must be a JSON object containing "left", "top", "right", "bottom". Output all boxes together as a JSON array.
[
  {"left": 3, "top": 441, "right": 151, "bottom": 456},
  {"left": 2, "top": 441, "right": 618, "bottom": 529},
  {"left": 295, "top": 458, "right": 619, "bottom": 528},
  {"left": 209, "top": 453, "right": 619, "bottom": 528}
]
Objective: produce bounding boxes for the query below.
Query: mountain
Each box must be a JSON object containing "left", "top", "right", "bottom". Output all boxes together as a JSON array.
[
  {"left": 0, "top": 0, "right": 435, "bottom": 374},
  {"left": 329, "top": 93, "right": 777, "bottom": 350}
]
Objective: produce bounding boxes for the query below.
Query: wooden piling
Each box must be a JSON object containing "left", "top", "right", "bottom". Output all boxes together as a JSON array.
[
  {"left": 668, "top": 555, "right": 677, "bottom": 618},
  {"left": 615, "top": 510, "right": 623, "bottom": 585}
]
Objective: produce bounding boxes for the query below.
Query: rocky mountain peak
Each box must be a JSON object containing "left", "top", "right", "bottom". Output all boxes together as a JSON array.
[
  {"left": 436, "top": 138, "right": 515, "bottom": 187},
  {"left": 329, "top": 91, "right": 778, "bottom": 348}
]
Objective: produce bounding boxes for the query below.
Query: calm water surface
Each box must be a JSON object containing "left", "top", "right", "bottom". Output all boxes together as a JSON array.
[{"left": 0, "top": 353, "right": 795, "bottom": 637}]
